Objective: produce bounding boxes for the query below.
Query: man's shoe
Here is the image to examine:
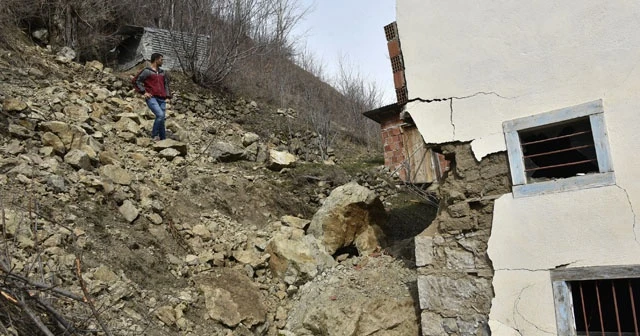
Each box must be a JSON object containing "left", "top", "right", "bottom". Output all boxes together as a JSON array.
[{"left": 152, "top": 136, "right": 161, "bottom": 141}]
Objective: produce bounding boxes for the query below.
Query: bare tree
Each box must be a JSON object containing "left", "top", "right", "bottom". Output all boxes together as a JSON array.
[{"left": 332, "top": 55, "right": 385, "bottom": 148}]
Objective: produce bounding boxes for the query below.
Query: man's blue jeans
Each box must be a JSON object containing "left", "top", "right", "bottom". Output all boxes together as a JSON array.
[{"left": 146, "top": 97, "right": 166, "bottom": 140}]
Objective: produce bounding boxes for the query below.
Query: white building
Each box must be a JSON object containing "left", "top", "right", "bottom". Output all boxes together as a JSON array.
[{"left": 394, "top": 1, "right": 640, "bottom": 335}]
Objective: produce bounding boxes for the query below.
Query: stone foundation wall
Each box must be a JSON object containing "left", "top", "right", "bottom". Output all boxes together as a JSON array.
[{"left": 415, "top": 143, "right": 511, "bottom": 335}]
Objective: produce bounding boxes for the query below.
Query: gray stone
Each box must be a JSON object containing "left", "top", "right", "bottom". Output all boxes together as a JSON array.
[
  {"left": 99, "top": 165, "right": 132, "bottom": 185},
  {"left": 447, "top": 202, "right": 470, "bottom": 218},
  {"left": 415, "top": 235, "right": 434, "bottom": 267},
  {"left": 210, "top": 141, "right": 244, "bottom": 162},
  {"left": 63, "top": 105, "right": 89, "bottom": 123},
  {"left": 417, "top": 275, "right": 492, "bottom": 315},
  {"left": 32, "top": 29, "right": 48, "bottom": 41},
  {"left": 41, "top": 132, "right": 66, "bottom": 155},
  {"left": 3, "top": 98, "right": 27, "bottom": 112},
  {"left": 445, "top": 247, "right": 475, "bottom": 269},
  {"left": 56, "top": 46, "right": 76, "bottom": 62},
  {"left": 114, "top": 117, "right": 140, "bottom": 134},
  {"left": 93, "top": 265, "right": 118, "bottom": 282},
  {"left": 119, "top": 200, "right": 139, "bottom": 223},
  {"left": 242, "top": 132, "right": 260, "bottom": 146},
  {"left": 155, "top": 306, "right": 176, "bottom": 326},
  {"left": 153, "top": 139, "right": 187, "bottom": 156},
  {"left": 158, "top": 148, "right": 180, "bottom": 160},
  {"left": 47, "top": 175, "right": 66, "bottom": 193},
  {"left": 8, "top": 124, "right": 32, "bottom": 138},
  {"left": 64, "top": 149, "right": 92, "bottom": 171},
  {"left": 421, "top": 312, "right": 447, "bottom": 336}
]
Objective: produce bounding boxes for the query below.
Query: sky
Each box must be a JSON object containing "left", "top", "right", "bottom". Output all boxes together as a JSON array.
[{"left": 292, "top": 0, "right": 397, "bottom": 104}]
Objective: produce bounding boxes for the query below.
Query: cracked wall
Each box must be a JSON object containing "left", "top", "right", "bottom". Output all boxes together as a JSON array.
[
  {"left": 415, "top": 143, "right": 510, "bottom": 335},
  {"left": 397, "top": 1, "right": 640, "bottom": 334}
]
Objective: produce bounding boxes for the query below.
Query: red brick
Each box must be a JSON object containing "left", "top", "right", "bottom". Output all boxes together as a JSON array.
[
  {"left": 387, "top": 40, "right": 401, "bottom": 58},
  {"left": 393, "top": 71, "right": 405, "bottom": 88}
]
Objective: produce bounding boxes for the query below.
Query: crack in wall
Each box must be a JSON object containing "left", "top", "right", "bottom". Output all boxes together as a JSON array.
[
  {"left": 615, "top": 184, "right": 639, "bottom": 245},
  {"left": 513, "top": 285, "right": 556, "bottom": 335},
  {"left": 408, "top": 91, "right": 514, "bottom": 143},
  {"left": 407, "top": 91, "right": 516, "bottom": 104},
  {"left": 449, "top": 98, "right": 455, "bottom": 138}
]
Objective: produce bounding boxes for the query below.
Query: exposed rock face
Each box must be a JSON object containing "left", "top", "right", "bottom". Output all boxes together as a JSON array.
[
  {"left": 308, "top": 182, "right": 386, "bottom": 255},
  {"left": 196, "top": 269, "right": 266, "bottom": 328},
  {"left": 414, "top": 143, "right": 510, "bottom": 336},
  {"left": 266, "top": 234, "right": 336, "bottom": 285}
]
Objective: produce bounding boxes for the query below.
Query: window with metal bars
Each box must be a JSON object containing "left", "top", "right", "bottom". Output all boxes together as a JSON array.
[
  {"left": 519, "top": 117, "right": 598, "bottom": 181},
  {"left": 552, "top": 266, "right": 640, "bottom": 336},
  {"left": 571, "top": 279, "right": 640, "bottom": 335},
  {"left": 503, "top": 99, "right": 614, "bottom": 198}
]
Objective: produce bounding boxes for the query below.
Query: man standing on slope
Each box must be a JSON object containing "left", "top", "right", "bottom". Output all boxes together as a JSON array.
[{"left": 136, "top": 53, "right": 171, "bottom": 141}]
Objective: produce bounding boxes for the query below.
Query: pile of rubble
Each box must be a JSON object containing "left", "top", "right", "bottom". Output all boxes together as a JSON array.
[{"left": 0, "top": 45, "right": 419, "bottom": 335}]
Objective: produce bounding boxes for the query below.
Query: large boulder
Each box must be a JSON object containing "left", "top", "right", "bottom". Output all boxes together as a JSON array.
[
  {"left": 308, "top": 182, "right": 386, "bottom": 255},
  {"left": 266, "top": 234, "right": 336, "bottom": 285},
  {"left": 195, "top": 269, "right": 266, "bottom": 328}
]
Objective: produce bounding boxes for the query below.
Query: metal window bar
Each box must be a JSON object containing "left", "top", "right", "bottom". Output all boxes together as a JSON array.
[
  {"left": 596, "top": 281, "right": 606, "bottom": 336},
  {"left": 520, "top": 130, "right": 593, "bottom": 146},
  {"left": 575, "top": 280, "right": 640, "bottom": 336},
  {"left": 630, "top": 281, "right": 639, "bottom": 335},
  {"left": 580, "top": 282, "right": 591, "bottom": 336},
  {"left": 524, "top": 159, "right": 597, "bottom": 172},
  {"left": 523, "top": 144, "right": 595, "bottom": 159},
  {"left": 612, "top": 281, "right": 622, "bottom": 336}
]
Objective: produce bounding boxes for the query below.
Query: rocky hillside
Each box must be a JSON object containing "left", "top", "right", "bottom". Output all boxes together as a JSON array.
[{"left": 0, "top": 44, "right": 435, "bottom": 335}]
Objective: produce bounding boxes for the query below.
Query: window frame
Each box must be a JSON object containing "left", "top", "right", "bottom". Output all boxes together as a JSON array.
[
  {"left": 503, "top": 99, "right": 615, "bottom": 198},
  {"left": 550, "top": 265, "right": 640, "bottom": 336}
]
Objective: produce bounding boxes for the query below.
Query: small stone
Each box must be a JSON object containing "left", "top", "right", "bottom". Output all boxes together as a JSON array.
[
  {"left": 99, "top": 165, "right": 132, "bottom": 185},
  {"left": 119, "top": 200, "right": 139, "bottom": 223},
  {"left": 158, "top": 148, "right": 180, "bottom": 160},
  {"left": 192, "top": 225, "right": 211, "bottom": 240},
  {"left": 8, "top": 124, "right": 32, "bottom": 138},
  {"left": 155, "top": 306, "right": 176, "bottom": 326},
  {"left": 64, "top": 149, "right": 92, "bottom": 171},
  {"left": 3, "top": 98, "right": 28, "bottom": 112},
  {"left": 147, "top": 213, "right": 163, "bottom": 225},
  {"left": 47, "top": 174, "right": 66, "bottom": 193},
  {"left": 242, "top": 132, "right": 260, "bottom": 147},
  {"left": 94, "top": 265, "right": 118, "bottom": 282}
]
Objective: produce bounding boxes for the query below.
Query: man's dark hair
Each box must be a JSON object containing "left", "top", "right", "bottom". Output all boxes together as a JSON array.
[{"left": 150, "top": 53, "right": 163, "bottom": 62}]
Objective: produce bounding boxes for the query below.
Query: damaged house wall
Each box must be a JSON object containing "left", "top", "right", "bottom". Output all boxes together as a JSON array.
[{"left": 396, "top": 1, "right": 640, "bottom": 335}]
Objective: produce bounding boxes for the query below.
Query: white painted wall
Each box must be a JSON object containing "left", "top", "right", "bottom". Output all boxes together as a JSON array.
[{"left": 397, "top": 1, "right": 640, "bottom": 334}]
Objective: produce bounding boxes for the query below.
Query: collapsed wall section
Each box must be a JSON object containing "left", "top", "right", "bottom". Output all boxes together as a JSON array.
[{"left": 415, "top": 143, "right": 511, "bottom": 335}]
